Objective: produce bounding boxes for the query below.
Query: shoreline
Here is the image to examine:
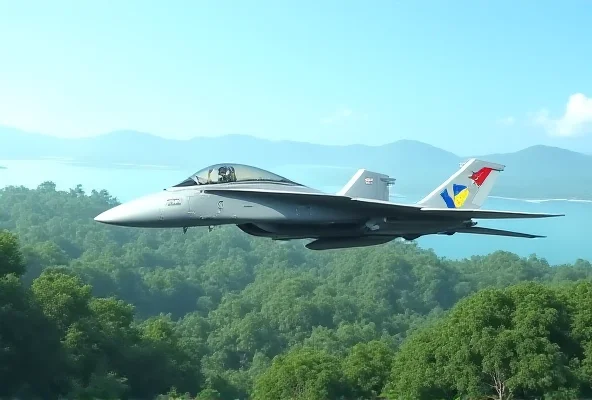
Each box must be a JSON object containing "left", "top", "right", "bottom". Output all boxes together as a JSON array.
[{"left": 490, "top": 195, "right": 592, "bottom": 204}]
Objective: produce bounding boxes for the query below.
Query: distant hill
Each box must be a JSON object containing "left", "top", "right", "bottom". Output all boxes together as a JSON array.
[
  {"left": 474, "top": 145, "right": 592, "bottom": 199},
  {"left": 1, "top": 126, "right": 591, "bottom": 199}
]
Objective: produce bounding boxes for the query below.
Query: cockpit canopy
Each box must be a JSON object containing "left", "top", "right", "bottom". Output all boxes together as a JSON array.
[{"left": 174, "top": 163, "right": 301, "bottom": 187}]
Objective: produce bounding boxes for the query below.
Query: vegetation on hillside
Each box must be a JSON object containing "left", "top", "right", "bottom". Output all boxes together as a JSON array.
[{"left": 1, "top": 181, "right": 592, "bottom": 399}]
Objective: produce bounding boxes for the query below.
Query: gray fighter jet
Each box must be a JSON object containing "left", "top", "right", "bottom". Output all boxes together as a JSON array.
[{"left": 94, "top": 159, "right": 563, "bottom": 250}]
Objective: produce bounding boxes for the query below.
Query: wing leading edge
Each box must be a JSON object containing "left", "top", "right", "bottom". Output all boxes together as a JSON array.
[
  {"left": 203, "top": 188, "right": 422, "bottom": 214},
  {"left": 418, "top": 207, "right": 564, "bottom": 219}
]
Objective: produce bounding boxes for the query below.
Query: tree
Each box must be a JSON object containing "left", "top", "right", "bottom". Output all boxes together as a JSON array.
[
  {"left": 0, "top": 274, "right": 69, "bottom": 398},
  {"left": 383, "top": 283, "right": 583, "bottom": 399},
  {"left": 30, "top": 268, "right": 93, "bottom": 333},
  {"left": 0, "top": 230, "right": 25, "bottom": 276},
  {"left": 252, "top": 347, "right": 351, "bottom": 400},
  {"left": 342, "top": 340, "right": 396, "bottom": 399},
  {"left": 4, "top": 183, "right": 592, "bottom": 398}
]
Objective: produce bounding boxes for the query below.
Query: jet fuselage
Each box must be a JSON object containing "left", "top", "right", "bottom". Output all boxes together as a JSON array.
[
  {"left": 96, "top": 182, "right": 472, "bottom": 241},
  {"left": 93, "top": 161, "right": 562, "bottom": 250}
]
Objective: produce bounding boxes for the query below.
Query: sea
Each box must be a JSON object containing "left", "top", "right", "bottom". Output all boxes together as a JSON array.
[{"left": 1, "top": 159, "right": 589, "bottom": 265}]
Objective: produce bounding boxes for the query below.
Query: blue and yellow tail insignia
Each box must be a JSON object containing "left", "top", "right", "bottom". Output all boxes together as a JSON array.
[{"left": 440, "top": 184, "right": 470, "bottom": 208}]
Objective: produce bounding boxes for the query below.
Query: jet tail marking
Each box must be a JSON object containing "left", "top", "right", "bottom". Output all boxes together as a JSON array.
[
  {"left": 417, "top": 158, "right": 505, "bottom": 210},
  {"left": 337, "top": 169, "right": 395, "bottom": 201}
]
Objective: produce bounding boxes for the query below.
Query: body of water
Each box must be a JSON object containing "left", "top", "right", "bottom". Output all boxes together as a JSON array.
[{"left": 1, "top": 159, "right": 588, "bottom": 265}]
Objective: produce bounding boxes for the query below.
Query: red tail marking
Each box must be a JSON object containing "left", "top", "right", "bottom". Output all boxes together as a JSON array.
[{"left": 469, "top": 167, "right": 494, "bottom": 187}]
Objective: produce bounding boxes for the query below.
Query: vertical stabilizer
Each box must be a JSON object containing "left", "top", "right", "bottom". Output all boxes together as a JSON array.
[
  {"left": 337, "top": 169, "right": 395, "bottom": 201},
  {"left": 416, "top": 159, "right": 505, "bottom": 209}
]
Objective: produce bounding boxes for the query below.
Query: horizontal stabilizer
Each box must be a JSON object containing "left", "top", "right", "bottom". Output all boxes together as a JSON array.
[
  {"left": 420, "top": 208, "right": 564, "bottom": 219},
  {"left": 453, "top": 226, "right": 545, "bottom": 238}
]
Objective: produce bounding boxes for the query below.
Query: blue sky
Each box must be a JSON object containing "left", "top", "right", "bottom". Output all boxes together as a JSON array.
[{"left": 1, "top": 0, "right": 591, "bottom": 155}]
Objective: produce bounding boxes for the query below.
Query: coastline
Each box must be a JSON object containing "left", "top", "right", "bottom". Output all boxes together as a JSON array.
[
  {"left": 59, "top": 160, "right": 179, "bottom": 170},
  {"left": 490, "top": 195, "right": 592, "bottom": 204}
]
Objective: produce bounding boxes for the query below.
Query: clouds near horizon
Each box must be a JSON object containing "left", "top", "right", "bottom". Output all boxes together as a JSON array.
[{"left": 532, "top": 93, "right": 592, "bottom": 137}]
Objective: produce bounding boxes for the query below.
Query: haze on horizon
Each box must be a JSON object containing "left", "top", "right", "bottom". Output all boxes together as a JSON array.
[{"left": 1, "top": 0, "right": 592, "bottom": 155}]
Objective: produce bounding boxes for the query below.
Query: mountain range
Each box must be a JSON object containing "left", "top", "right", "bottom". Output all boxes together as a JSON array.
[{"left": 0, "top": 126, "right": 588, "bottom": 199}]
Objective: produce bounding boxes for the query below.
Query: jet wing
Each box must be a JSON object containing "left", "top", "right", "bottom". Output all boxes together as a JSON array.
[
  {"left": 334, "top": 198, "right": 562, "bottom": 219},
  {"left": 453, "top": 227, "right": 545, "bottom": 238},
  {"left": 337, "top": 198, "right": 562, "bottom": 219},
  {"left": 204, "top": 188, "right": 563, "bottom": 219},
  {"left": 203, "top": 187, "right": 354, "bottom": 204},
  {"left": 418, "top": 208, "right": 564, "bottom": 219},
  {"left": 348, "top": 197, "right": 422, "bottom": 213},
  {"left": 203, "top": 188, "right": 423, "bottom": 214}
]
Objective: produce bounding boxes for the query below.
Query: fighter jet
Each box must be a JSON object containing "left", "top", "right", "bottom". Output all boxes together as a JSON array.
[{"left": 94, "top": 159, "right": 564, "bottom": 250}]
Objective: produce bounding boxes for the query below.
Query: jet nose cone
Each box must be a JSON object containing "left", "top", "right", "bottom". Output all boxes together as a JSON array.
[
  {"left": 94, "top": 193, "right": 163, "bottom": 227},
  {"left": 94, "top": 206, "right": 125, "bottom": 224}
]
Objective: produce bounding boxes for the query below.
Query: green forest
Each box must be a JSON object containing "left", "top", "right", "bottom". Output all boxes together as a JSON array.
[{"left": 2, "top": 181, "right": 592, "bottom": 399}]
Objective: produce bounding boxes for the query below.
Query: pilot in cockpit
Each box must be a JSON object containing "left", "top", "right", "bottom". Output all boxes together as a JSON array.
[{"left": 218, "top": 165, "right": 236, "bottom": 183}]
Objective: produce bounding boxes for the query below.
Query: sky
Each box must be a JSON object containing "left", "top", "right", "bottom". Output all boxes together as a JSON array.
[{"left": 1, "top": 0, "right": 591, "bottom": 155}]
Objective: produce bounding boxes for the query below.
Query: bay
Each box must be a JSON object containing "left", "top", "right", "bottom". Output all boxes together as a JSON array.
[{"left": 1, "top": 159, "right": 587, "bottom": 265}]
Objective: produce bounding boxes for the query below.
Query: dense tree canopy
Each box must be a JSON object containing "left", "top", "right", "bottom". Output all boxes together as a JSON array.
[
  {"left": 383, "top": 282, "right": 592, "bottom": 399},
  {"left": 1, "top": 182, "right": 591, "bottom": 398}
]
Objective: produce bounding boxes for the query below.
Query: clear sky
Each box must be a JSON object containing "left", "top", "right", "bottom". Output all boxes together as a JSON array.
[{"left": 1, "top": 0, "right": 591, "bottom": 154}]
